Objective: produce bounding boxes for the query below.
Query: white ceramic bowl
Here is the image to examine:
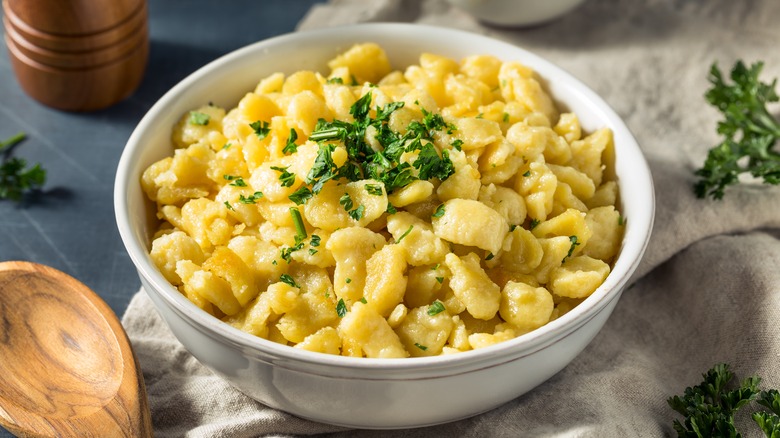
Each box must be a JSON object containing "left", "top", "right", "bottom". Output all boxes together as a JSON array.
[
  {"left": 115, "top": 23, "right": 653, "bottom": 429},
  {"left": 446, "top": 0, "right": 586, "bottom": 27}
]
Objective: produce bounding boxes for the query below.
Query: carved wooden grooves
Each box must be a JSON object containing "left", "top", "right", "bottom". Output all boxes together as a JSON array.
[{"left": 0, "top": 261, "right": 152, "bottom": 437}]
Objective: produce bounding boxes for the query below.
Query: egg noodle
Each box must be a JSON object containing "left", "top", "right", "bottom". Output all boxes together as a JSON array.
[{"left": 142, "top": 43, "right": 624, "bottom": 358}]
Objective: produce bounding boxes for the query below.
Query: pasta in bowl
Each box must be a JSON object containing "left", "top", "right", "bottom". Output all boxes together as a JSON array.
[
  {"left": 142, "top": 43, "right": 623, "bottom": 358},
  {"left": 116, "top": 24, "right": 652, "bottom": 428}
]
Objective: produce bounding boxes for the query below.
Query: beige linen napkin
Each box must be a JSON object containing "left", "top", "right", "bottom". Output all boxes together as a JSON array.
[{"left": 122, "top": 0, "right": 780, "bottom": 436}]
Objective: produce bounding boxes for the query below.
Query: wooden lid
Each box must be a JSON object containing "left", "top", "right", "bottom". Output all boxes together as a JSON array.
[
  {"left": 4, "top": 0, "right": 144, "bottom": 36},
  {"left": 2, "top": 0, "right": 148, "bottom": 52}
]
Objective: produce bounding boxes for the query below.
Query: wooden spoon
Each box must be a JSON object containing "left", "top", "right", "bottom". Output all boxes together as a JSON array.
[{"left": 0, "top": 261, "right": 152, "bottom": 437}]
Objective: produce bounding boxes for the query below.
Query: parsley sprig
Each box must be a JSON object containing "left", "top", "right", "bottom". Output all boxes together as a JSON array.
[
  {"left": 1, "top": 132, "right": 46, "bottom": 202},
  {"left": 668, "top": 363, "right": 780, "bottom": 437},
  {"left": 694, "top": 61, "right": 780, "bottom": 199}
]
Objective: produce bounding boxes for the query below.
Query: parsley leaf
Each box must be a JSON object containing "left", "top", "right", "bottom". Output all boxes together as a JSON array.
[
  {"left": 432, "top": 204, "right": 446, "bottom": 218},
  {"left": 279, "top": 274, "right": 300, "bottom": 288},
  {"left": 271, "top": 166, "right": 296, "bottom": 187},
  {"left": 238, "top": 192, "right": 264, "bottom": 204},
  {"left": 224, "top": 175, "right": 247, "bottom": 187},
  {"left": 694, "top": 61, "right": 780, "bottom": 199},
  {"left": 250, "top": 120, "right": 270, "bottom": 139},
  {"left": 427, "top": 300, "right": 446, "bottom": 316},
  {"left": 563, "top": 235, "right": 580, "bottom": 261},
  {"left": 336, "top": 299, "right": 347, "bottom": 317},
  {"left": 339, "top": 192, "right": 354, "bottom": 211},
  {"left": 283, "top": 128, "right": 298, "bottom": 155},
  {"left": 412, "top": 143, "right": 455, "bottom": 181},
  {"left": 396, "top": 225, "right": 414, "bottom": 243},
  {"left": 0, "top": 132, "right": 46, "bottom": 202},
  {"left": 365, "top": 184, "right": 384, "bottom": 196},
  {"left": 289, "top": 186, "right": 313, "bottom": 205},
  {"left": 348, "top": 204, "right": 365, "bottom": 221},
  {"left": 189, "top": 111, "right": 210, "bottom": 126},
  {"left": 668, "top": 363, "right": 769, "bottom": 437}
]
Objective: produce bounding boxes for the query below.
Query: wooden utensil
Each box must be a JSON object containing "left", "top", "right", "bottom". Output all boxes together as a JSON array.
[{"left": 0, "top": 261, "right": 152, "bottom": 437}]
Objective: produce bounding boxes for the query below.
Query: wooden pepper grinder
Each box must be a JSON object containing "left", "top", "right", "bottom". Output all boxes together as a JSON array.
[{"left": 3, "top": 0, "right": 148, "bottom": 111}]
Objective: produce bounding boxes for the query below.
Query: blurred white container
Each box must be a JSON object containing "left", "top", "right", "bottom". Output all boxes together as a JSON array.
[{"left": 446, "top": 0, "right": 586, "bottom": 26}]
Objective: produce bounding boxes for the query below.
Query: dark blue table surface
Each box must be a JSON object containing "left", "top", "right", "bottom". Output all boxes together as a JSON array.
[{"left": 0, "top": 1, "right": 323, "bottom": 435}]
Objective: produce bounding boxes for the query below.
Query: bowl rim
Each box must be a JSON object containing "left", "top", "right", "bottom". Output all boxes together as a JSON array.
[{"left": 114, "top": 22, "right": 654, "bottom": 374}]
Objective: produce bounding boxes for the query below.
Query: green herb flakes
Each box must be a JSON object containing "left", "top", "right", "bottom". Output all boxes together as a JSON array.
[
  {"left": 271, "top": 166, "right": 296, "bottom": 187},
  {"left": 396, "top": 225, "right": 414, "bottom": 243},
  {"left": 336, "top": 299, "right": 347, "bottom": 317},
  {"left": 250, "top": 120, "right": 270, "bottom": 139},
  {"left": 280, "top": 274, "right": 300, "bottom": 288},
  {"left": 189, "top": 111, "right": 210, "bottom": 126},
  {"left": 427, "top": 300, "right": 446, "bottom": 315}
]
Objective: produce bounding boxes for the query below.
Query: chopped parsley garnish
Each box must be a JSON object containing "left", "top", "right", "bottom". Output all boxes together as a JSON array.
[
  {"left": 386, "top": 203, "right": 397, "bottom": 214},
  {"left": 271, "top": 166, "right": 296, "bottom": 187},
  {"left": 564, "top": 235, "right": 580, "bottom": 261},
  {"left": 414, "top": 343, "right": 428, "bottom": 351},
  {"left": 503, "top": 112, "right": 510, "bottom": 122},
  {"left": 432, "top": 204, "right": 446, "bottom": 218},
  {"left": 279, "top": 274, "right": 300, "bottom": 288},
  {"left": 485, "top": 252, "right": 495, "bottom": 261},
  {"left": 224, "top": 201, "right": 234, "bottom": 210},
  {"left": 326, "top": 77, "right": 344, "bottom": 84},
  {"left": 336, "top": 298, "right": 348, "bottom": 317},
  {"left": 435, "top": 277, "right": 444, "bottom": 284},
  {"left": 339, "top": 192, "right": 354, "bottom": 211},
  {"left": 283, "top": 128, "right": 298, "bottom": 155},
  {"left": 530, "top": 219, "right": 541, "bottom": 229},
  {"left": 509, "top": 224, "right": 519, "bottom": 232},
  {"left": 450, "top": 139, "right": 463, "bottom": 151},
  {"left": 522, "top": 170, "right": 532, "bottom": 177},
  {"left": 396, "top": 225, "right": 414, "bottom": 243},
  {"left": 222, "top": 142, "right": 232, "bottom": 150},
  {"left": 188, "top": 111, "right": 210, "bottom": 126},
  {"left": 224, "top": 175, "right": 247, "bottom": 187},
  {"left": 289, "top": 207, "right": 307, "bottom": 242},
  {"left": 238, "top": 192, "right": 264, "bottom": 204},
  {"left": 310, "top": 234, "right": 321, "bottom": 247},
  {"left": 359, "top": 297, "right": 367, "bottom": 303},
  {"left": 427, "top": 300, "right": 446, "bottom": 315},
  {"left": 618, "top": 215, "right": 626, "bottom": 226},
  {"left": 289, "top": 186, "right": 313, "bottom": 205},
  {"left": 250, "top": 120, "right": 270, "bottom": 139},
  {"left": 0, "top": 132, "right": 46, "bottom": 202},
  {"left": 345, "top": 278, "right": 352, "bottom": 284},
  {"left": 348, "top": 204, "right": 365, "bottom": 221},
  {"left": 365, "top": 184, "right": 384, "bottom": 196},
  {"left": 280, "top": 242, "right": 303, "bottom": 263},
  {"left": 305, "top": 91, "right": 455, "bottom": 196},
  {"left": 338, "top": 192, "right": 364, "bottom": 219},
  {"left": 412, "top": 142, "right": 454, "bottom": 181}
]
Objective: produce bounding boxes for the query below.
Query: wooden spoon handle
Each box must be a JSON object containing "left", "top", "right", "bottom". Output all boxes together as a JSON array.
[{"left": 0, "top": 262, "right": 152, "bottom": 437}]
